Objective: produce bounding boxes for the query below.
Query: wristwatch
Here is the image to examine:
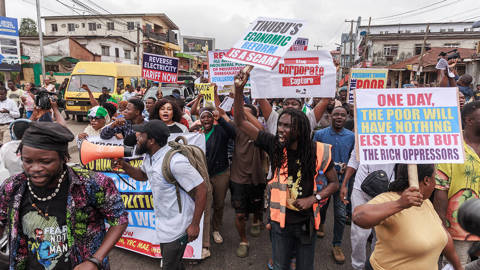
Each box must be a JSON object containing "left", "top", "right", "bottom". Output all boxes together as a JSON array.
[
  {"left": 315, "top": 193, "right": 322, "bottom": 202},
  {"left": 87, "top": 257, "right": 103, "bottom": 270}
]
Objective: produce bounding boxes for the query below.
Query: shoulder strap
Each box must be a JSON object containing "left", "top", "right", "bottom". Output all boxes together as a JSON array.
[{"left": 161, "top": 148, "right": 184, "bottom": 213}]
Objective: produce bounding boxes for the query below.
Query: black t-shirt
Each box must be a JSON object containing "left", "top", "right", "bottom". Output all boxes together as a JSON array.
[
  {"left": 255, "top": 131, "right": 332, "bottom": 224},
  {"left": 20, "top": 175, "right": 72, "bottom": 269}
]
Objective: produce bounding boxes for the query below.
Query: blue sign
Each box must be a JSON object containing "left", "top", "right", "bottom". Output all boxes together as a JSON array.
[
  {"left": 0, "top": 17, "right": 19, "bottom": 37},
  {"left": 0, "top": 17, "right": 20, "bottom": 72}
]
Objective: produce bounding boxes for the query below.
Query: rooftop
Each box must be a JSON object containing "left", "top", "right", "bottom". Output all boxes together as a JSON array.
[
  {"left": 387, "top": 47, "right": 476, "bottom": 70},
  {"left": 42, "top": 13, "right": 179, "bottom": 30}
]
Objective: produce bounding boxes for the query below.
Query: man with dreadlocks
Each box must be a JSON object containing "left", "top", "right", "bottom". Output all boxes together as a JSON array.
[{"left": 233, "top": 70, "right": 339, "bottom": 270}]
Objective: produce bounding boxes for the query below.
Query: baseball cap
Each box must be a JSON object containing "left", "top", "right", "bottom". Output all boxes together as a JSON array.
[{"left": 133, "top": 120, "right": 170, "bottom": 141}]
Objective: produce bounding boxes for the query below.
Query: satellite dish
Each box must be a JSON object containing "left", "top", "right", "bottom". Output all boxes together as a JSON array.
[{"left": 473, "top": 21, "right": 480, "bottom": 29}]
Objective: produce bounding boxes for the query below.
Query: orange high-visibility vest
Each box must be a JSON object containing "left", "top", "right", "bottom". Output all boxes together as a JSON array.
[{"left": 269, "top": 142, "right": 332, "bottom": 229}]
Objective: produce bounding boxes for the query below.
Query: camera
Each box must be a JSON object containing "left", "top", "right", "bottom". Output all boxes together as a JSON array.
[
  {"left": 446, "top": 49, "right": 461, "bottom": 61},
  {"left": 35, "top": 89, "right": 65, "bottom": 110}
]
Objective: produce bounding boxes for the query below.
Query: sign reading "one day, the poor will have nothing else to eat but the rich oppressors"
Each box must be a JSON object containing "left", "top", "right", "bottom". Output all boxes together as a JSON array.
[
  {"left": 355, "top": 87, "right": 464, "bottom": 164},
  {"left": 223, "top": 17, "right": 305, "bottom": 70},
  {"left": 142, "top": 53, "right": 179, "bottom": 83}
]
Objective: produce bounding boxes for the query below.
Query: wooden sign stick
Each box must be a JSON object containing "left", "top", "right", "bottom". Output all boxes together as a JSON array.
[{"left": 408, "top": 164, "right": 419, "bottom": 188}]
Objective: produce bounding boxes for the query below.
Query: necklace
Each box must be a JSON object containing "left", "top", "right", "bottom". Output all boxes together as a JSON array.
[{"left": 27, "top": 170, "right": 67, "bottom": 202}]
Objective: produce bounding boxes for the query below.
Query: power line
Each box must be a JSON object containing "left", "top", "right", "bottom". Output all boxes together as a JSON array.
[
  {"left": 371, "top": 0, "right": 464, "bottom": 23},
  {"left": 22, "top": 0, "right": 65, "bottom": 16},
  {"left": 372, "top": 0, "right": 448, "bottom": 20}
]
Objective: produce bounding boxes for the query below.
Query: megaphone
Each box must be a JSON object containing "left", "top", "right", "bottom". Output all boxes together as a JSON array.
[{"left": 79, "top": 140, "right": 133, "bottom": 166}]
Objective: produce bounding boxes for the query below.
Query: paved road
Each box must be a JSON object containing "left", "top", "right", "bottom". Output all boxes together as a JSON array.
[{"left": 43, "top": 120, "right": 360, "bottom": 269}]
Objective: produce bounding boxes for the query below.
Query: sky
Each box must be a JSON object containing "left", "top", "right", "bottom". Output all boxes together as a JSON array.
[{"left": 6, "top": 0, "right": 480, "bottom": 51}]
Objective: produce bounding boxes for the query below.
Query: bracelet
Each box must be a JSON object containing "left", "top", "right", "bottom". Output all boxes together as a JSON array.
[{"left": 87, "top": 257, "right": 103, "bottom": 270}]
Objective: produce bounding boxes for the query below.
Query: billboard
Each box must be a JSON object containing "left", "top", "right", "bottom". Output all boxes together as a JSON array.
[
  {"left": 182, "top": 36, "right": 215, "bottom": 55},
  {"left": 0, "top": 17, "right": 20, "bottom": 72}
]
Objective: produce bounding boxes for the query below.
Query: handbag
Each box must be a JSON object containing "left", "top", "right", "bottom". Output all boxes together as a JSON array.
[{"left": 360, "top": 166, "right": 393, "bottom": 198}]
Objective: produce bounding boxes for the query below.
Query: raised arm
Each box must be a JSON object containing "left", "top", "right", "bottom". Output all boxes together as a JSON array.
[
  {"left": 352, "top": 186, "right": 423, "bottom": 229},
  {"left": 82, "top": 84, "right": 99, "bottom": 107},
  {"left": 257, "top": 99, "right": 273, "bottom": 122},
  {"left": 313, "top": 98, "right": 329, "bottom": 123},
  {"left": 233, "top": 70, "right": 260, "bottom": 140},
  {"left": 190, "top": 93, "right": 203, "bottom": 117}
]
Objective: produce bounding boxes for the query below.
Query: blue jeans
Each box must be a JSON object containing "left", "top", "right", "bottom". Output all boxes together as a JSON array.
[
  {"left": 271, "top": 221, "right": 316, "bottom": 270},
  {"left": 320, "top": 190, "right": 347, "bottom": 246}
]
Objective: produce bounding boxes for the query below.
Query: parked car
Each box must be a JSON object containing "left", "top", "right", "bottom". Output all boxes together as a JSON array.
[{"left": 143, "top": 83, "right": 194, "bottom": 102}]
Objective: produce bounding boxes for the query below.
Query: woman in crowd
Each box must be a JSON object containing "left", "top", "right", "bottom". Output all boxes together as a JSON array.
[
  {"left": 21, "top": 82, "right": 35, "bottom": 119},
  {"left": 77, "top": 105, "right": 110, "bottom": 143},
  {"left": 353, "top": 164, "right": 463, "bottom": 270},
  {"left": 198, "top": 106, "right": 236, "bottom": 246},
  {"left": 150, "top": 98, "right": 188, "bottom": 133}
]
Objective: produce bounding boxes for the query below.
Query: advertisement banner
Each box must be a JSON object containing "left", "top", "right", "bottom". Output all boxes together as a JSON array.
[
  {"left": 0, "top": 17, "right": 20, "bottom": 72},
  {"left": 289, "top": 37, "right": 308, "bottom": 51},
  {"left": 182, "top": 36, "right": 214, "bottom": 55},
  {"left": 208, "top": 50, "right": 251, "bottom": 92},
  {"left": 348, "top": 68, "right": 388, "bottom": 104},
  {"left": 354, "top": 87, "right": 464, "bottom": 164},
  {"left": 142, "top": 53, "right": 179, "bottom": 83},
  {"left": 223, "top": 17, "right": 305, "bottom": 70},
  {"left": 89, "top": 133, "right": 206, "bottom": 259},
  {"left": 249, "top": 50, "right": 336, "bottom": 98}
]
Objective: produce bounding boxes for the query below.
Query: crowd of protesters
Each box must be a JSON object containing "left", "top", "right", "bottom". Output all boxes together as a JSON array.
[{"left": 0, "top": 56, "right": 479, "bottom": 270}]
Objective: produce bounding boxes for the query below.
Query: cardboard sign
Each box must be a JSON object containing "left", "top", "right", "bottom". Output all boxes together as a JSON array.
[
  {"left": 142, "top": 53, "right": 179, "bottom": 83},
  {"left": 195, "top": 83, "right": 215, "bottom": 103},
  {"left": 289, "top": 37, "right": 308, "bottom": 51},
  {"left": 354, "top": 87, "right": 464, "bottom": 164},
  {"left": 249, "top": 50, "right": 336, "bottom": 98},
  {"left": 223, "top": 17, "right": 305, "bottom": 70},
  {"left": 208, "top": 50, "right": 251, "bottom": 92},
  {"left": 100, "top": 133, "right": 205, "bottom": 259},
  {"left": 348, "top": 68, "right": 388, "bottom": 104}
]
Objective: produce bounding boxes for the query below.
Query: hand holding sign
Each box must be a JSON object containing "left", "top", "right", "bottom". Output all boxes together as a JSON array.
[{"left": 234, "top": 66, "right": 252, "bottom": 90}]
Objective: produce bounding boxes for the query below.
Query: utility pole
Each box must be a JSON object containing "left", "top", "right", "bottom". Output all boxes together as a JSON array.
[
  {"left": 0, "top": 0, "right": 5, "bottom": 17},
  {"left": 35, "top": 0, "right": 46, "bottom": 84},
  {"left": 362, "top": 17, "right": 372, "bottom": 66},
  {"left": 314, "top": 45, "right": 322, "bottom": 50},
  {"left": 136, "top": 24, "right": 141, "bottom": 65},
  {"left": 416, "top": 24, "right": 430, "bottom": 80},
  {"left": 0, "top": 0, "right": 10, "bottom": 85},
  {"left": 346, "top": 19, "right": 355, "bottom": 68}
]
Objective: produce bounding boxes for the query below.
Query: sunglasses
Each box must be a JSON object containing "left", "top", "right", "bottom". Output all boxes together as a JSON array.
[{"left": 88, "top": 116, "right": 105, "bottom": 120}]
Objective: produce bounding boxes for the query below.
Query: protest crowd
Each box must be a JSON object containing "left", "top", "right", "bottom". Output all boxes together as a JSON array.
[{"left": 0, "top": 16, "right": 480, "bottom": 270}]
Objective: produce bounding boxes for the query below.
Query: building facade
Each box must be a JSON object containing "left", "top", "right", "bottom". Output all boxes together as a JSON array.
[
  {"left": 43, "top": 13, "right": 180, "bottom": 61},
  {"left": 355, "top": 22, "right": 480, "bottom": 66}
]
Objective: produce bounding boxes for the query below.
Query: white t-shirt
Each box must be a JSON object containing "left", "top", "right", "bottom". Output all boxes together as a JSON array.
[
  {"left": 0, "top": 140, "right": 22, "bottom": 176},
  {"left": 347, "top": 147, "right": 396, "bottom": 191},
  {"left": 141, "top": 145, "right": 203, "bottom": 243},
  {"left": 266, "top": 109, "right": 318, "bottom": 135}
]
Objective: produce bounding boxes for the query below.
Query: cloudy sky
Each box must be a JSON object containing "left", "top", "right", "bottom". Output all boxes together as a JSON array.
[{"left": 6, "top": 0, "right": 480, "bottom": 50}]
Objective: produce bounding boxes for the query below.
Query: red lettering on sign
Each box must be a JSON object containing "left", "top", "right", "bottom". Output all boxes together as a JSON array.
[
  {"left": 282, "top": 76, "right": 321, "bottom": 86},
  {"left": 284, "top": 57, "right": 319, "bottom": 65}
]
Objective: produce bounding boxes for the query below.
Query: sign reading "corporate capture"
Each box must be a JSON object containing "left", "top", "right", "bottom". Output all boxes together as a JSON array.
[
  {"left": 355, "top": 87, "right": 464, "bottom": 164},
  {"left": 224, "top": 17, "right": 305, "bottom": 70},
  {"left": 250, "top": 50, "right": 336, "bottom": 98},
  {"left": 142, "top": 53, "right": 178, "bottom": 83}
]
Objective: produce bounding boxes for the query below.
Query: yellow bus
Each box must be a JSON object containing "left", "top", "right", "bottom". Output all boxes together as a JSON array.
[{"left": 64, "top": 62, "right": 142, "bottom": 121}]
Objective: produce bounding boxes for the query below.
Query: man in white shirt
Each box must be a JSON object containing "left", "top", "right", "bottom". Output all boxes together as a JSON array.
[
  {"left": 116, "top": 120, "right": 207, "bottom": 270},
  {"left": 122, "top": 85, "right": 136, "bottom": 101},
  {"left": 0, "top": 119, "right": 30, "bottom": 176},
  {"left": 0, "top": 87, "right": 20, "bottom": 145},
  {"left": 339, "top": 147, "right": 396, "bottom": 270}
]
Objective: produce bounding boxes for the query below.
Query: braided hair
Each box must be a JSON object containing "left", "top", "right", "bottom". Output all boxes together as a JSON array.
[{"left": 270, "top": 108, "right": 316, "bottom": 182}]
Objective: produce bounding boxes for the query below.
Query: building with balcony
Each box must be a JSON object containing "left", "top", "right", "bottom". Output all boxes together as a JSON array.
[{"left": 43, "top": 13, "right": 180, "bottom": 62}]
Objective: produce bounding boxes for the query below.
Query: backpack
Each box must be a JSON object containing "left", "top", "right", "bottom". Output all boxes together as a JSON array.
[{"left": 161, "top": 136, "right": 211, "bottom": 213}]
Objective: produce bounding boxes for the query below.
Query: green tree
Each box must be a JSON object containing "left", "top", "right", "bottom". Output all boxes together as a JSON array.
[{"left": 19, "top": 18, "right": 38, "bottom": 37}]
